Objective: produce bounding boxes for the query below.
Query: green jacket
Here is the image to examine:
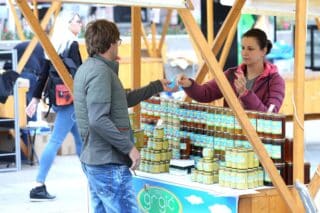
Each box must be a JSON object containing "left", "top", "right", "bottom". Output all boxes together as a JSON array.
[{"left": 74, "top": 55, "right": 163, "bottom": 166}]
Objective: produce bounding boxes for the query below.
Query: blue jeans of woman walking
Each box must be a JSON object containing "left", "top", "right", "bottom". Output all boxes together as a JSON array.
[{"left": 36, "top": 104, "right": 82, "bottom": 183}]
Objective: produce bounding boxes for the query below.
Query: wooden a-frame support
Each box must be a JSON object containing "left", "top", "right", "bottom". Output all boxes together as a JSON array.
[
  {"left": 316, "top": 17, "right": 320, "bottom": 30},
  {"left": 16, "top": 0, "right": 74, "bottom": 93},
  {"left": 184, "top": 0, "right": 244, "bottom": 103},
  {"left": 186, "top": 0, "right": 246, "bottom": 97},
  {"left": 309, "top": 165, "right": 320, "bottom": 199},
  {"left": 16, "top": 1, "right": 62, "bottom": 73},
  {"left": 141, "top": 9, "right": 173, "bottom": 57},
  {"left": 8, "top": 0, "right": 26, "bottom": 41}
]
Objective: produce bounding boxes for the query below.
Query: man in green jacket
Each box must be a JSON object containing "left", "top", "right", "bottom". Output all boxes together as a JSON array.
[{"left": 73, "top": 19, "right": 175, "bottom": 213}]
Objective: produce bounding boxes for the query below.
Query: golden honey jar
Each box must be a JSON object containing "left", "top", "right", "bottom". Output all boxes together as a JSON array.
[
  {"left": 202, "top": 148, "right": 214, "bottom": 158},
  {"left": 153, "top": 139, "right": 163, "bottom": 150},
  {"left": 153, "top": 126, "right": 164, "bottom": 139}
]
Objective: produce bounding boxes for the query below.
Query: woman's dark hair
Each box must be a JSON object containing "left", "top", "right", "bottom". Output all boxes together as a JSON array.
[
  {"left": 85, "top": 19, "right": 120, "bottom": 57},
  {"left": 242, "top": 28, "right": 272, "bottom": 55}
]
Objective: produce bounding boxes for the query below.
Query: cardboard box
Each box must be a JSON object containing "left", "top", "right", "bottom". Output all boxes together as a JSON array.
[
  {"left": 34, "top": 133, "right": 50, "bottom": 158},
  {"left": 0, "top": 131, "right": 15, "bottom": 152},
  {"left": 34, "top": 132, "right": 76, "bottom": 158},
  {"left": 41, "top": 111, "right": 56, "bottom": 123},
  {"left": 58, "top": 133, "right": 76, "bottom": 156}
]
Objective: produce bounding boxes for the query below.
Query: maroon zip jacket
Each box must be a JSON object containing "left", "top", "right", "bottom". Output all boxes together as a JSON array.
[{"left": 183, "top": 61, "right": 285, "bottom": 113}]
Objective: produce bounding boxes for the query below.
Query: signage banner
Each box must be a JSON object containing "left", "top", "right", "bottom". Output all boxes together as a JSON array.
[{"left": 133, "top": 176, "right": 238, "bottom": 213}]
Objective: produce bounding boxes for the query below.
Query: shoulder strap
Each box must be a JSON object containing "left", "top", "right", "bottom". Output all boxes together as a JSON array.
[
  {"left": 59, "top": 40, "right": 74, "bottom": 58},
  {"left": 44, "top": 104, "right": 52, "bottom": 118}
]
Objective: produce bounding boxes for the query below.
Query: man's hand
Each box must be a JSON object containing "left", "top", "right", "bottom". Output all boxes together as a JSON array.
[
  {"left": 160, "top": 79, "right": 179, "bottom": 92},
  {"left": 129, "top": 146, "right": 141, "bottom": 171}
]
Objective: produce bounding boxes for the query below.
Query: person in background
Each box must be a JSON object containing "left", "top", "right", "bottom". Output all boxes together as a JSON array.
[
  {"left": 178, "top": 28, "right": 285, "bottom": 113},
  {"left": 15, "top": 41, "right": 45, "bottom": 121},
  {"left": 73, "top": 19, "right": 176, "bottom": 213},
  {"left": 25, "top": 10, "right": 83, "bottom": 201}
]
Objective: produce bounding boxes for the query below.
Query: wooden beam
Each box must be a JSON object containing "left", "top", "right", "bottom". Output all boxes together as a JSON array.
[
  {"left": 141, "top": 23, "right": 153, "bottom": 56},
  {"left": 131, "top": 6, "right": 142, "bottom": 128},
  {"left": 16, "top": 0, "right": 73, "bottom": 93},
  {"left": 151, "top": 22, "right": 157, "bottom": 57},
  {"left": 157, "top": 9, "right": 172, "bottom": 57},
  {"left": 8, "top": 0, "right": 26, "bottom": 40},
  {"left": 308, "top": 165, "right": 320, "bottom": 198},
  {"left": 220, "top": 0, "right": 320, "bottom": 19},
  {"left": 178, "top": 8, "right": 299, "bottom": 213},
  {"left": 60, "top": 0, "right": 194, "bottom": 9},
  {"left": 219, "top": 14, "right": 240, "bottom": 68},
  {"left": 285, "top": 113, "right": 320, "bottom": 121},
  {"left": 293, "top": 0, "right": 307, "bottom": 191},
  {"left": 32, "top": 0, "right": 38, "bottom": 19},
  {"left": 17, "top": 1, "right": 61, "bottom": 73},
  {"left": 207, "top": 0, "right": 214, "bottom": 46},
  {"left": 184, "top": 0, "right": 245, "bottom": 102},
  {"left": 316, "top": 17, "right": 320, "bottom": 30},
  {"left": 292, "top": 0, "right": 307, "bottom": 211}
]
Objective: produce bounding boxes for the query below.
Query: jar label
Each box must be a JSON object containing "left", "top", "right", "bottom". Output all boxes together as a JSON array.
[
  {"left": 271, "top": 120, "right": 282, "bottom": 135},
  {"left": 272, "top": 144, "right": 281, "bottom": 159}
]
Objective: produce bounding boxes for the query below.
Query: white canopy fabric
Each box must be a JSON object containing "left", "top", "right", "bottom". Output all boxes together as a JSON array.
[{"left": 221, "top": 0, "right": 320, "bottom": 18}]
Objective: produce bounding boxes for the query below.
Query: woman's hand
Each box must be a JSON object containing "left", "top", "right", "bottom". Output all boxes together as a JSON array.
[
  {"left": 234, "top": 72, "right": 247, "bottom": 96},
  {"left": 25, "top": 98, "right": 40, "bottom": 118},
  {"left": 177, "top": 74, "right": 192, "bottom": 88}
]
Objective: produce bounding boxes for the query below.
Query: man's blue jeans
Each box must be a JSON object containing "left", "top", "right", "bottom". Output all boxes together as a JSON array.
[
  {"left": 82, "top": 163, "right": 139, "bottom": 213},
  {"left": 36, "top": 105, "right": 82, "bottom": 183}
]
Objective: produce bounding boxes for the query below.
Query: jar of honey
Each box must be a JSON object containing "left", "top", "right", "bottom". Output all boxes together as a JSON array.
[
  {"left": 180, "top": 136, "right": 191, "bottom": 158},
  {"left": 234, "top": 117, "right": 242, "bottom": 135},
  {"left": 271, "top": 113, "right": 286, "bottom": 139},
  {"left": 284, "top": 137, "right": 293, "bottom": 162},
  {"left": 225, "top": 108, "right": 235, "bottom": 133},
  {"left": 206, "top": 106, "right": 215, "bottom": 131},
  {"left": 247, "top": 110, "right": 258, "bottom": 131},
  {"left": 257, "top": 112, "right": 266, "bottom": 138},
  {"left": 271, "top": 138, "right": 285, "bottom": 163},
  {"left": 219, "top": 167, "right": 226, "bottom": 186},
  {"left": 214, "top": 107, "right": 222, "bottom": 132},
  {"left": 202, "top": 148, "right": 214, "bottom": 159},
  {"left": 154, "top": 126, "right": 164, "bottom": 139},
  {"left": 236, "top": 169, "right": 248, "bottom": 189}
]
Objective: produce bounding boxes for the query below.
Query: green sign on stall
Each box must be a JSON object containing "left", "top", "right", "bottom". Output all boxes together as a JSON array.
[{"left": 137, "top": 186, "right": 183, "bottom": 213}]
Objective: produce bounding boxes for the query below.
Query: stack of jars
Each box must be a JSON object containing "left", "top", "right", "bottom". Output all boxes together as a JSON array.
[
  {"left": 140, "top": 97, "right": 161, "bottom": 136},
  {"left": 218, "top": 147, "right": 263, "bottom": 189},
  {"left": 139, "top": 97, "right": 288, "bottom": 188},
  {"left": 219, "top": 166, "right": 264, "bottom": 189},
  {"left": 190, "top": 148, "right": 219, "bottom": 184},
  {"left": 139, "top": 126, "right": 171, "bottom": 173}
]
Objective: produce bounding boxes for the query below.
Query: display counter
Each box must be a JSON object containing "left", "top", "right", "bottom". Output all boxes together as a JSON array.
[{"left": 133, "top": 171, "right": 292, "bottom": 213}]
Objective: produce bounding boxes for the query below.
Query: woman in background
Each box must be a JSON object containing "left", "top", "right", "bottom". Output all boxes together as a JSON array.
[
  {"left": 26, "top": 11, "right": 83, "bottom": 201},
  {"left": 178, "top": 28, "right": 285, "bottom": 113}
]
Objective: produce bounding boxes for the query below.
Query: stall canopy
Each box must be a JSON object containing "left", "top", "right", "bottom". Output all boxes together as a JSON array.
[{"left": 221, "top": 0, "right": 320, "bottom": 18}]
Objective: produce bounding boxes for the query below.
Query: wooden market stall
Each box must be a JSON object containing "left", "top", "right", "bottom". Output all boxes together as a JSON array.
[{"left": 12, "top": 0, "right": 320, "bottom": 212}]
